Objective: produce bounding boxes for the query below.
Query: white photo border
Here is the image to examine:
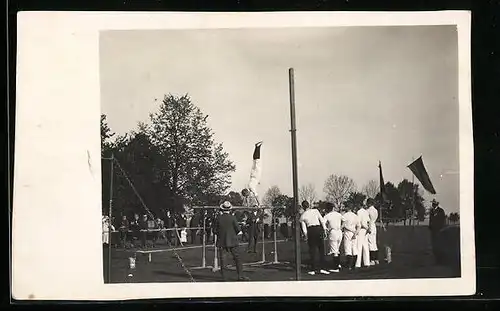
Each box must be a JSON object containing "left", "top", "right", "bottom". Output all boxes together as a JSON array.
[{"left": 12, "top": 11, "right": 474, "bottom": 300}]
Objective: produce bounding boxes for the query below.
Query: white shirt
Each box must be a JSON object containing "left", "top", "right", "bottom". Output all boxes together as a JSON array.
[
  {"left": 324, "top": 211, "right": 343, "bottom": 231},
  {"left": 300, "top": 209, "right": 325, "bottom": 227},
  {"left": 342, "top": 211, "right": 359, "bottom": 233},
  {"left": 357, "top": 208, "right": 370, "bottom": 230},
  {"left": 367, "top": 205, "right": 379, "bottom": 224}
]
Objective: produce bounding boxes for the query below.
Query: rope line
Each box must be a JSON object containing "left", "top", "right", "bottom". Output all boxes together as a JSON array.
[{"left": 112, "top": 157, "right": 196, "bottom": 283}]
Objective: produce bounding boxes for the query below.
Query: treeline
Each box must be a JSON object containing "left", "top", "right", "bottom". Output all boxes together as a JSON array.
[{"left": 261, "top": 175, "right": 431, "bottom": 225}]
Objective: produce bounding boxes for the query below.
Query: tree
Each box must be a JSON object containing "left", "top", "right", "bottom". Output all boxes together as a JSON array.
[
  {"left": 397, "top": 179, "right": 425, "bottom": 225},
  {"left": 147, "top": 94, "right": 236, "bottom": 205},
  {"left": 299, "top": 183, "right": 317, "bottom": 206},
  {"left": 101, "top": 114, "right": 115, "bottom": 157},
  {"left": 362, "top": 179, "right": 379, "bottom": 199},
  {"left": 343, "top": 192, "right": 366, "bottom": 212},
  {"left": 324, "top": 174, "right": 356, "bottom": 209},
  {"left": 375, "top": 182, "right": 401, "bottom": 223},
  {"left": 263, "top": 185, "right": 282, "bottom": 207},
  {"left": 112, "top": 131, "right": 172, "bottom": 216},
  {"left": 272, "top": 194, "right": 293, "bottom": 218}
]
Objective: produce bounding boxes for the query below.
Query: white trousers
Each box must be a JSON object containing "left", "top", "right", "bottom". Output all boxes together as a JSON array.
[
  {"left": 102, "top": 231, "right": 110, "bottom": 244},
  {"left": 368, "top": 224, "right": 378, "bottom": 251},
  {"left": 246, "top": 159, "right": 262, "bottom": 206},
  {"left": 248, "top": 159, "right": 262, "bottom": 196},
  {"left": 355, "top": 228, "right": 371, "bottom": 267},
  {"left": 327, "top": 229, "right": 343, "bottom": 256},
  {"left": 343, "top": 231, "right": 357, "bottom": 256}
]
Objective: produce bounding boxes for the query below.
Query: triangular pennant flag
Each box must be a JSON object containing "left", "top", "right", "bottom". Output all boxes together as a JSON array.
[
  {"left": 379, "top": 161, "right": 387, "bottom": 201},
  {"left": 407, "top": 156, "right": 437, "bottom": 194}
]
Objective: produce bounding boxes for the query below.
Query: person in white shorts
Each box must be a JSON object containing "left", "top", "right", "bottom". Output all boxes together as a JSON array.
[
  {"left": 355, "top": 201, "right": 371, "bottom": 268},
  {"left": 366, "top": 198, "right": 380, "bottom": 265},
  {"left": 341, "top": 202, "right": 359, "bottom": 270},
  {"left": 323, "top": 202, "right": 343, "bottom": 272}
]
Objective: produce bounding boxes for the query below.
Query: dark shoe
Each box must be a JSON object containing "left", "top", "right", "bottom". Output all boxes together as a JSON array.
[{"left": 238, "top": 276, "right": 250, "bottom": 281}]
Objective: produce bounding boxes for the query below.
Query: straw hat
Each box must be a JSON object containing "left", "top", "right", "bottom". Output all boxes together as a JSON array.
[{"left": 220, "top": 201, "right": 233, "bottom": 210}]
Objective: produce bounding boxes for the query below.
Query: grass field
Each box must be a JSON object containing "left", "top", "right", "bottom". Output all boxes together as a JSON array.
[{"left": 104, "top": 225, "right": 461, "bottom": 283}]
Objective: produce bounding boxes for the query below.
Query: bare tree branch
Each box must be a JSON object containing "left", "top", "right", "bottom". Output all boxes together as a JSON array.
[
  {"left": 299, "top": 183, "right": 317, "bottom": 205},
  {"left": 362, "top": 179, "right": 379, "bottom": 199},
  {"left": 323, "top": 174, "right": 356, "bottom": 209}
]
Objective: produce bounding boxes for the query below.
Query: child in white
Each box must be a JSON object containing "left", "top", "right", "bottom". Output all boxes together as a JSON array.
[
  {"left": 366, "top": 198, "right": 380, "bottom": 265},
  {"left": 242, "top": 142, "right": 263, "bottom": 207},
  {"left": 355, "top": 203, "right": 371, "bottom": 268},
  {"left": 341, "top": 204, "right": 359, "bottom": 270},
  {"left": 323, "top": 202, "right": 343, "bottom": 272}
]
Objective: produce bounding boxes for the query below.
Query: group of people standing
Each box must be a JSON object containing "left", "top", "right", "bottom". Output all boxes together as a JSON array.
[{"left": 299, "top": 198, "right": 381, "bottom": 275}]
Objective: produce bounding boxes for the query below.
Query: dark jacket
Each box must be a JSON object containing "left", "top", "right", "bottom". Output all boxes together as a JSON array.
[
  {"left": 164, "top": 216, "right": 174, "bottom": 228},
  {"left": 214, "top": 212, "right": 241, "bottom": 248},
  {"left": 429, "top": 206, "right": 446, "bottom": 232},
  {"left": 246, "top": 212, "right": 261, "bottom": 235},
  {"left": 191, "top": 213, "right": 201, "bottom": 229}
]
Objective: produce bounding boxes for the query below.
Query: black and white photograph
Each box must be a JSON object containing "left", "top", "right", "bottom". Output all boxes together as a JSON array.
[
  {"left": 13, "top": 11, "right": 474, "bottom": 300},
  {"left": 100, "top": 25, "right": 464, "bottom": 282}
]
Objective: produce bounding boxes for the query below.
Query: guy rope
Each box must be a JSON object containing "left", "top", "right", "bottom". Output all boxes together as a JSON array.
[{"left": 109, "top": 156, "right": 196, "bottom": 283}]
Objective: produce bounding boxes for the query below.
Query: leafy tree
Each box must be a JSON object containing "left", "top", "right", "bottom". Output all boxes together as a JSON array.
[
  {"left": 343, "top": 191, "right": 366, "bottom": 212},
  {"left": 111, "top": 132, "right": 172, "bottom": 216},
  {"left": 147, "top": 94, "right": 236, "bottom": 205},
  {"left": 324, "top": 174, "right": 356, "bottom": 210},
  {"left": 299, "top": 183, "right": 317, "bottom": 206},
  {"left": 263, "top": 185, "right": 282, "bottom": 207},
  {"left": 397, "top": 179, "right": 425, "bottom": 225},
  {"left": 101, "top": 114, "right": 115, "bottom": 157},
  {"left": 375, "top": 182, "right": 401, "bottom": 222},
  {"left": 272, "top": 194, "right": 293, "bottom": 218}
]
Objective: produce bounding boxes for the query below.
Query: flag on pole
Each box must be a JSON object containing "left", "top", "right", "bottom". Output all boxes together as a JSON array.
[
  {"left": 379, "top": 161, "right": 387, "bottom": 201},
  {"left": 407, "top": 156, "right": 437, "bottom": 194}
]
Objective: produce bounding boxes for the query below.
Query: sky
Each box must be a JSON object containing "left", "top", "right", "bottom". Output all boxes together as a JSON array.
[{"left": 100, "top": 25, "right": 460, "bottom": 213}]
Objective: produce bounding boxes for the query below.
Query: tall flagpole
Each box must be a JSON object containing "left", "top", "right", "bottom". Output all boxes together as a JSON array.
[{"left": 288, "top": 68, "right": 301, "bottom": 281}]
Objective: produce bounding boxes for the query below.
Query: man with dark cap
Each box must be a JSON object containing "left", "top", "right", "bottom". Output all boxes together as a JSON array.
[
  {"left": 429, "top": 199, "right": 446, "bottom": 264},
  {"left": 214, "top": 201, "right": 249, "bottom": 281},
  {"left": 299, "top": 200, "right": 330, "bottom": 275}
]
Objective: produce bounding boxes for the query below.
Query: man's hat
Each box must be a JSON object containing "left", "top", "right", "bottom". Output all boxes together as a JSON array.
[
  {"left": 431, "top": 199, "right": 439, "bottom": 206},
  {"left": 220, "top": 201, "right": 233, "bottom": 210}
]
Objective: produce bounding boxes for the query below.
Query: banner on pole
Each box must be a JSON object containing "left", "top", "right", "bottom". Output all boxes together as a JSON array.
[
  {"left": 407, "top": 156, "right": 437, "bottom": 194},
  {"left": 378, "top": 161, "right": 387, "bottom": 201}
]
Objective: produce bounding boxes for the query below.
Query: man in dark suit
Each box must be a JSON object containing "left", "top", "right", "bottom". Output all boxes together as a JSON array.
[
  {"left": 164, "top": 210, "right": 175, "bottom": 245},
  {"left": 190, "top": 210, "right": 201, "bottom": 245},
  {"left": 429, "top": 199, "right": 446, "bottom": 264},
  {"left": 214, "top": 201, "right": 249, "bottom": 281},
  {"left": 246, "top": 209, "right": 261, "bottom": 253}
]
